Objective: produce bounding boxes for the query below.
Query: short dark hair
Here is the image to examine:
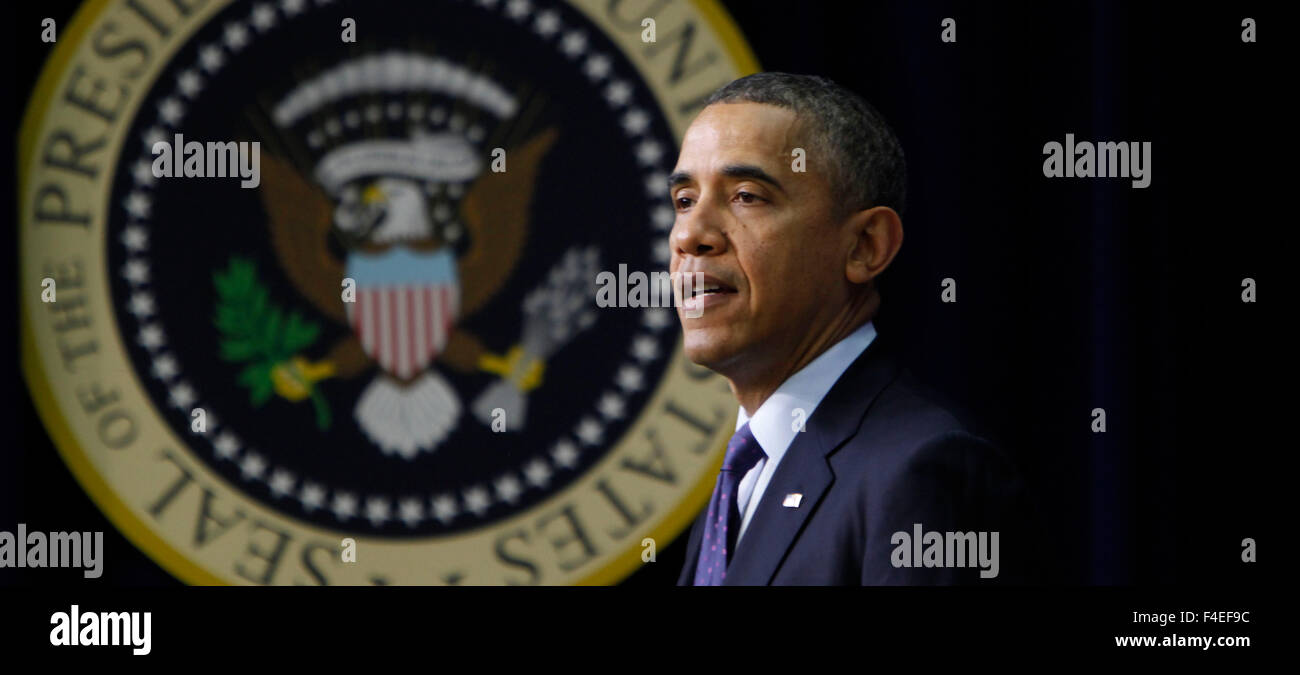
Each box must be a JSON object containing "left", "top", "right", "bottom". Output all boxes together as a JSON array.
[{"left": 702, "top": 72, "right": 906, "bottom": 217}]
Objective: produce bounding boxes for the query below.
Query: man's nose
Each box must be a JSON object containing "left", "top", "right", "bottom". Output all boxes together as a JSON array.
[{"left": 671, "top": 201, "right": 728, "bottom": 258}]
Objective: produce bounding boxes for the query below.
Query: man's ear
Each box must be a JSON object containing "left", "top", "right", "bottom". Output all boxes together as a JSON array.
[{"left": 845, "top": 206, "right": 903, "bottom": 284}]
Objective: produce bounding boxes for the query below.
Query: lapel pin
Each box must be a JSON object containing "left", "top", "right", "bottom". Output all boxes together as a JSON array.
[{"left": 782, "top": 493, "right": 802, "bottom": 508}]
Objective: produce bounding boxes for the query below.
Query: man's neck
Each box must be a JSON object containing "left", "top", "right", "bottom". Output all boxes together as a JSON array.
[{"left": 729, "top": 291, "right": 879, "bottom": 415}]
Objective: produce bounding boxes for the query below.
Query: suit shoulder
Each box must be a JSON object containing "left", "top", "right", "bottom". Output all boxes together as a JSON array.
[
  {"left": 866, "top": 368, "right": 985, "bottom": 443},
  {"left": 831, "top": 367, "right": 1012, "bottom": 479}
]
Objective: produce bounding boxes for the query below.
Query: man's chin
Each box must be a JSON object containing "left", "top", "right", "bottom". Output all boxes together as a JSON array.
[{"left": 681, "top": 331, "right": 741, "bottom": 371}]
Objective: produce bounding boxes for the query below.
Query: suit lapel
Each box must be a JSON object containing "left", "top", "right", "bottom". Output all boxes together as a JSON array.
[
  {"left": 677, "top": 506, "right": 709, "bottom": 585},
  {"left": 722, "top": 335, "right": 902, "bottom": 585},
  {"left": 721, "top": 432, "right": 833, "bottom": 585}
]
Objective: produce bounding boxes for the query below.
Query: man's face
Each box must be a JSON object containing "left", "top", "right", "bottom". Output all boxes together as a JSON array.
[{"left": 668, "top": 102, "right": 850, "bottom": 374}]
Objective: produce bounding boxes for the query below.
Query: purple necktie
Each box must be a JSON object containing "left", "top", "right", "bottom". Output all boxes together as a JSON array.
[{"left": 693, "top": 423, "right": 765, "bottom": 586}]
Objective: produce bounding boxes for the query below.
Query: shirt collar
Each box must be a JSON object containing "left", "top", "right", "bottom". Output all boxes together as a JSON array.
[{"left": 736, "top": 321, "right": 878, "bottom": 462}]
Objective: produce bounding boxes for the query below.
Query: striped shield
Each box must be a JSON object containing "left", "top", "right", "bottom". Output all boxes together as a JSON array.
[{"left": 344, "top": 247, "right": 460, "bottom": 380}]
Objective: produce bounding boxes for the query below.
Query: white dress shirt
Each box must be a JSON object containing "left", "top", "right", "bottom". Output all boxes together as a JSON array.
[{"left": 733, "top": 320, "right": 877, "bottom": 545}]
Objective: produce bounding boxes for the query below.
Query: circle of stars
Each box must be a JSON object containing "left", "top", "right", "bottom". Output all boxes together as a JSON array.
[{"left": 116, "top": 0, "right": 679, "bottom": 531}]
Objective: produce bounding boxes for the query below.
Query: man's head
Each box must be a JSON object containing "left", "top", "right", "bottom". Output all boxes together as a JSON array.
[{"left": 668, "top": 72, "right": 906, "bottom": 392}]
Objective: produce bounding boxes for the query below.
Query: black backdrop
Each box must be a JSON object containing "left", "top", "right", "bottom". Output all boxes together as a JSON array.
[{"left": 4, "top": 0, "right": 1279, "bottom": 588}]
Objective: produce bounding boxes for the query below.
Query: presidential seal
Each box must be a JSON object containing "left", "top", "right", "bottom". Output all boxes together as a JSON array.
[{"left": 21, "top": 0, "right": 757, "bottom": 585}]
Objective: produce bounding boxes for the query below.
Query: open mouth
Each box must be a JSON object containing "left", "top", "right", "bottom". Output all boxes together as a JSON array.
[
  {"left": 683, "top": 274, "right": 736, "bottom": 299},
  {"left": 688, "top": 284, "right": 736, "bottom": 299}
]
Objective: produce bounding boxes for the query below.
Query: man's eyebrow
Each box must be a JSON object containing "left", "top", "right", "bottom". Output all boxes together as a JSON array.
[
  {"left": 721, "top": 164, "right": 785, "bottom": 193},
  {"left": 666, "top": 165, "right": 787, "bottom": 193}
]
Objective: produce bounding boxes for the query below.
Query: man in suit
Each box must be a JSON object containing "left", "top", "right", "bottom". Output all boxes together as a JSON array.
[{"left": 669, "top": 73, "right": 1026, "bottom": 585}]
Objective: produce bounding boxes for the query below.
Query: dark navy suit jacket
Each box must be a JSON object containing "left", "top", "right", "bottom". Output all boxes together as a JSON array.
[{"left": 677, "top": 334, "right": 1029, "bottom": 585}]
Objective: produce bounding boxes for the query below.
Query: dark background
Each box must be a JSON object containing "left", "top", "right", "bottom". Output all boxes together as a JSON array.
[{"left": 4, "top": 0, "right": 1280, "bottom": 587}]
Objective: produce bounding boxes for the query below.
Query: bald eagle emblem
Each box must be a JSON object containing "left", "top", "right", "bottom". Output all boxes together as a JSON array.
[{"left": 241, "top": 52, "right": 599, "bottom": 459}]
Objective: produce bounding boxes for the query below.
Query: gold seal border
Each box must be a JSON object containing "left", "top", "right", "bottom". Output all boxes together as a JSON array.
[
  {"left": 20, "top": 0, "right": 760, "bottom": 586},
  {"left": 20, "top": 0, "right": 228, "bottom": 585}
]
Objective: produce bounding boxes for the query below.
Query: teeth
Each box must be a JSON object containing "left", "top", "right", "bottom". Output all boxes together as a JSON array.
[
  {"left": 691, "top": 287, "right": 722, "bottom": 297},
  {"left": 679, "top": 277, "right": 730, "bottom": 298}
]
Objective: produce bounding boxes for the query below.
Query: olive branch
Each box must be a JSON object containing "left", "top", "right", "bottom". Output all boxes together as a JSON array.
[{"left": 213, "top": 257, "right": 331, "bottom": 430}]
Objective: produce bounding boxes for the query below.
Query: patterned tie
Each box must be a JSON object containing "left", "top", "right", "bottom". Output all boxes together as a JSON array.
[{"left": 693, "top": 423, "right": 766, "bottom": 586}]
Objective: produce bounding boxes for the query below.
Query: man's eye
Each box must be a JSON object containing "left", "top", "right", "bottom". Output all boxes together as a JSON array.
[
  {"left": 736, "top": 191, "right": 762, "bottom": 204},
  {"left": 675, "top": 196, "right": 693, "bottom": 209}
]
